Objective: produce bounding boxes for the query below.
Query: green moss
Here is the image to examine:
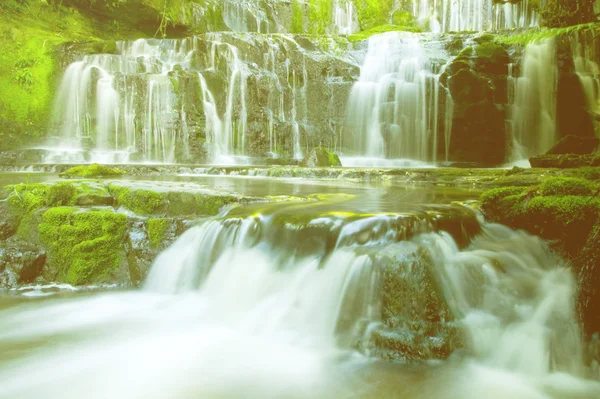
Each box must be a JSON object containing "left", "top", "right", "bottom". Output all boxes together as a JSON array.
[
  {"left": 539, "top": 177, "right": 597, "bottom": 196},
  {"left": 147, "top": 218, "right": 171, "bottom": 249},
  {"left": 39, "top": 207, "right": 127, "bottom": 285},
  {"left": 291, "top": 0, "right": 304, "bottom": 33},
  {"left": 109, "top": 185, "right": 167, "bottom": 215},
  {"left": 348, "top": 24, "right": 422, "bottom": 43},
  {"left": 355, "top": 0, "right": 395, "bottom": 31},
  {"left": 197, "top": 194, "right": 239, "bottom": 215},
  {"left": 493, "top": 23, "right": 600, "bottom": 46},
  {"left": 474, "top": 42, "right": 507, "bottom": 62},
  {"left": 48, "top": 182, "right": 77, "bottom": 206},
  {"left": 61, "top": 164, "right": 126, "bottom": 178},
  {"left": 526, "top": 195, "right": 600, "bottom": 228}
]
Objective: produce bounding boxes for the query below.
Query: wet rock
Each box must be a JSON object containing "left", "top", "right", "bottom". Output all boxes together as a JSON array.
[
  {"left": 299, "top": 147, "right": 342, "bottom": 167},
  {"left": 441, "top": 46, "right": 508, "bottom": 165},
  {"left": 0, "top": 238, "right": 46, "bottom": 285},
  {"left": 546, "top": 135, "right": 600, "bottom": 155},
  {"left": 367, "top": 243, "right": 461, "bottom": 360},
  {"left": 529, "top": 154, "right": 600, "bottom": 168},
  {"left": 0, "top": 202, "right": 20, "bottom": 240}
]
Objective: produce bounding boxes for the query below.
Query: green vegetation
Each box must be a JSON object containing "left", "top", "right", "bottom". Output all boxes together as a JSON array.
[
  {"left": 61, "top": 164, "right": 126, "bottom": 178},
  {"left": 493, "top": 23, "right": 600, "bottom": 46},
  {"left": 39, "top": 207, "right": 127, "bottom": 284},
  {"left": 0, "top": 0, "right": 214, "bottom": 146},
  {"left": 354, "top": 0, "right": 395, "bottom": 31},
  {"left": 109, "top": 185, "right": 167, "bottom": 215},
  {"left": 147, "top": 218, "right": 171, "bottom": 249},
  {"left": 291, "top": 0, "right": 304, "bottom": 33},
  {"left": 348, "top": 24, "right": 422, "bottom": 42},
  {"left": 480, "top": 175, "right": 600, "bottom": 247}
]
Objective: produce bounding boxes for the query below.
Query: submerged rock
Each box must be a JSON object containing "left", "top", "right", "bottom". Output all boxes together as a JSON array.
[{"left": 299, "top": 147, "right": 342, "bottom": 167}]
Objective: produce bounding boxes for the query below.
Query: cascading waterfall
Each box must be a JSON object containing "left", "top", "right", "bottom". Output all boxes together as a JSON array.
[
  {"left": 509, "top": 38, "right": 558, "bottom": 160},
  {"left": 332, "top": 0, "right": 359, "bottom": 34},
  {"left": 570, "top": 31, "right": 600, "bottom": 132},
  {"left": 49, "top": 39, "right": 191, "bottom": 164},
  {"left": 47, "top": 32, "right": 343, "bottom": 164},
  {"left": 222, "top": 0, "right": 271, "bottom": 33},
  {"left": 0, "top": 209, "right": 599, "bottom": 398},
  {"left": 344, "top": 32, "right": 452, "bottom": 165},
  {"left": 411, "top": 0, "right": 539, "bottom": 32}
]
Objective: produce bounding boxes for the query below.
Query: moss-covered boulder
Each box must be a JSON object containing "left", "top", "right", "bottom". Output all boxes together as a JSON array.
[
  {"left": 299, "top": 147, "right": 342, "bottom": 167},
  {"left": 60, "top": 164, "right": 126, "bottom": 178},
  {"left": 39, "top": 207, "right": 128, "bottom": 285},
  {"left": 480, "top": 175, "right": 600, "bottom": 337}
]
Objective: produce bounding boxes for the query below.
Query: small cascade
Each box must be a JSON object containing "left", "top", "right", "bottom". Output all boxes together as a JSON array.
[
  {"left": 49, "top": 38, "right": 192, "bottom": 164},
  {"left": 344, "top": 32, "right": 452, "bottom": 164},
  {"left": 1, "top": 208, "right": 599, "bottom": 398},
  {"left": 570, "top": 30, "right": 600, "bottom": 131},
  {"left": 206, "top": 35, "right": 249, "bottom": 162},
  {"left": 332, "top": 0, "right": 359, "bottom": 35},
  {"left": 410, "top": 0, "right": 539, "bottom": 32},
  {"left": 509, "top": 38, "right": 558, "bottom": 160},
  {"left": 222, "top": 0, "right": 271, "bottom": 33}
]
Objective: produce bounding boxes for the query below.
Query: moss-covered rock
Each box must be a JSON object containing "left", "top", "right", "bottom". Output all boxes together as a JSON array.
[
  {"left": 60, "top": 164, "right": 126, "bottom": 178},
  {"left": 147, "top": 218, "right": 172, "bottom": 249},
  {"left": 300, "top": 147, "right": 342, "bottom": 167},
  {"left": 530, "top": 154, "right": 600, "bottom": 168},
  {"left": 39, "top": 207, "right": 128, "bottom": 285},
  {"left": 539, "top": 176, "right": 597, "bottom": 196},
  {"left": 480, "top": 175, "right": 600, "bottom": 337}
]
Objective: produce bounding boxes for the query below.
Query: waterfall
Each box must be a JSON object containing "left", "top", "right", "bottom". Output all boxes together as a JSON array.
[
  {"left": 409, "top": 0, "right": 538, "bottom": 32},
  {"left": 49, "top": 38, "right": 192, "bottom": 164},
  {"left": 222, "top": 0, "right": 271, "bottom": 33},
  {"left": 47, "top": 32, "right": 349, "bottom": 164},
  {"left": 344, "top": 32, "right": 451, "bottom": 165},
  {"left": 570, "top": 30, "right": 600, "bottom": 134},
  {"left": 509, "top": 38, "right": 558, "bottom": 160},
  {"left": 1, "top": 209, "right": 599, "bottom": 398},
  {"left": 332, "top": 0, "right": 359, "bottom": 34}
]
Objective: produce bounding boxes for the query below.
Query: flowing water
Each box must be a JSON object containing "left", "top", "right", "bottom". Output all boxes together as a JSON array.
[
  {"left": 0, "top": 186, "right": 599, "bottom": 398},
  {"left": 509, "top": 38, "right": 559, "bottom": 161},
  {"left": 411, "top": 0, "right": 539, "bottom": 32},
  {"left": 344, "top": 32, "right": 453, "bottom": 164}
]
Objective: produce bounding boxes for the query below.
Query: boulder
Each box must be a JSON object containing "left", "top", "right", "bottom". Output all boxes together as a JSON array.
[
  {"left": 546, "top": 134, "right": 600, "bottom": 155},
  {"left": 299, "top": 147, "right": 342, "bottom": 167},
  {"left": 0, "top": 238, "right": 46, "bottom": 285}
]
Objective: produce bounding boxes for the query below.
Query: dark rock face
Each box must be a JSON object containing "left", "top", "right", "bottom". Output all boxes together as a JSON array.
[
  {"left": 0, "top": 239, "right": 46, "bottom": 285},
  {"left": 546, "top": 134, "right": 600, "bottom": 155},
  {"left": 441, "top": 42, "right": 510, "bottom": 165},
  {"left": 0, "top": 202, "right": 20, "bottom": 240},
  {"left": 299, "top": 147, "right": 342, "bottom": 167},
  {"left": 556, "top": 38, "right": 596, "bottom": 140}
]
